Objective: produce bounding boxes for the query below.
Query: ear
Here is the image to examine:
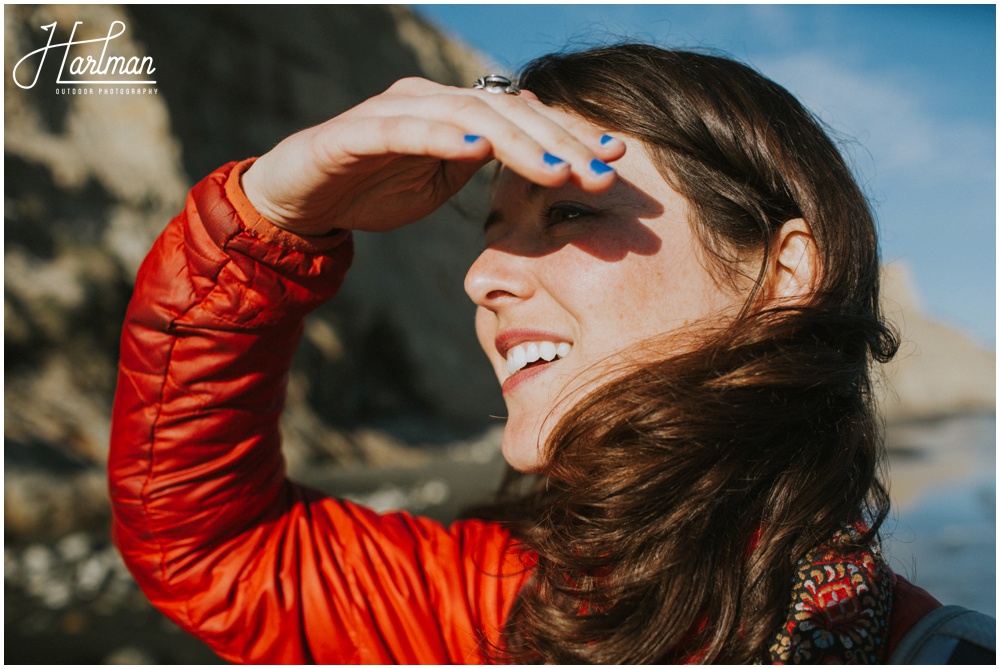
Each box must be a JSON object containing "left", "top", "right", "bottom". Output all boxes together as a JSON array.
[{"left": 764, "top": 218, "right": 821, "bottom": 303}]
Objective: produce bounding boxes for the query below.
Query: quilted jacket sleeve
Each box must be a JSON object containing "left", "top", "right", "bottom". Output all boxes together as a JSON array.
[{"left": 108, "top": 161, "right": 532, "bottom": 664}]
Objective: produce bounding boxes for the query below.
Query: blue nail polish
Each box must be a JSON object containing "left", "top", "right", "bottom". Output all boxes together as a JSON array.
[
  {"left": 464, "top": 134, "right": 482, "bottom": 143},
  {"left": 590, "top": 158, "right": 614, "bottom": 175},
  {"left": 543, "top": 152, "right": 567, "bottom": 167},
  {"left": 600, "top": 134, "right": 616, "bottom": 145}
]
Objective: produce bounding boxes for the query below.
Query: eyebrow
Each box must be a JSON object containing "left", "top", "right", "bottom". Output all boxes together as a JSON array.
[{"left": 482, "top": 181, "right": 547, "bottom": 233}]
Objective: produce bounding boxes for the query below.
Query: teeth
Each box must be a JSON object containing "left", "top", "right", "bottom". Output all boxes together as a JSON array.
[
  {"left": 505, "top": 340, "right": 571, "bottom": 376},
  {"left": 513, "top": 345, "right": 527, "bottom": 371}
]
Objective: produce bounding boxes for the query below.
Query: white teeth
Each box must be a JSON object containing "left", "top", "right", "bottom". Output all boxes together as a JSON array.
[
  {"left": 504, "top": 340, "right": 571, "bottom": 376},
  {"left": 513, "top": 345, "right": 527, "bottom": 370}
]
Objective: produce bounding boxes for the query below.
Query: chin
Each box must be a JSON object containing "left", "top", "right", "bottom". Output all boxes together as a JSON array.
[{"left": 500, "top": 426, "right": 548, "bottom": 474}]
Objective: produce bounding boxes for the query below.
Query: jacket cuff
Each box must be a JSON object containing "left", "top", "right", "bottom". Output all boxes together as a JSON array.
[
  {"left": 180, "top": 161, "right": 353, "bottom": 326},
  {"left": 225, "top": 157, "right": 351, "bottom": 254}
]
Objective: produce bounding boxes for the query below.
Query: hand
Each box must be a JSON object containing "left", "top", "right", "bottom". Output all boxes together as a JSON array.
[{"left": 241, "top": 77, "right": 626, "bottom": 236}]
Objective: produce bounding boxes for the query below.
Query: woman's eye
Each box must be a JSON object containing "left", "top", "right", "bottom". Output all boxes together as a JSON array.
[{"left": 544, "top": 203, "right": 593, "bottom": 227}]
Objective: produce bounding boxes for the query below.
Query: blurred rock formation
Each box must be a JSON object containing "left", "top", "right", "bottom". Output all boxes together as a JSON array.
[
  {"left": 4, "top": 5, "right": 995, "bottom": 547},
  {"left": 878, "top": 262, "right": 995, "bottom": 423},
  {"left": 5, "top": 4, "right": 502, "bottom": 542}
]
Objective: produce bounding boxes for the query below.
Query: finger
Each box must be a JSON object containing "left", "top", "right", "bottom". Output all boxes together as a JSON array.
[
  {"left": 316, "top": 115, "right": 494, "bottom": 166},
  {"left": 459, "top": 93, "right": 622, "bottom": 191},
  {"left": 382, "top": 76, "right": 455, "bottom": 97},
  {"left": 463, "top": 86, "right": 625, "bottom": 163},
  {"left": 374, "top": 92, "right": 614, "bottom": 191},
  {"left": 380, "top": 79, "right": 622, "bottom": 163},
  {"left": 528, "top": 101, "right": 627, "bottom": 161}
]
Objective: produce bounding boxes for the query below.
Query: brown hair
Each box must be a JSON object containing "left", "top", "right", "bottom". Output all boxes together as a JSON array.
[{"left": 469, "top": 44, "right": 898, "bottom": 663}]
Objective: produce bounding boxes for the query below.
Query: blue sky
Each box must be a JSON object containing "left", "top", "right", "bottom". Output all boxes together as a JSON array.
[{"left": 415, "top": 4, "right": 996, "bottom": 346}]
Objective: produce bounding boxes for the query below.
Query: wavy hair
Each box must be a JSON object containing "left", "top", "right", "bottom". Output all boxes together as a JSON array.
[{"left": 467, "top": 44, "right": 898, "bottom": 663}]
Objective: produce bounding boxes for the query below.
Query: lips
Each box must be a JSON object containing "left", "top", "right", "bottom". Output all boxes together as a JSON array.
[{"left": 495, "top": 329, "right": 573, "bottom": 393}]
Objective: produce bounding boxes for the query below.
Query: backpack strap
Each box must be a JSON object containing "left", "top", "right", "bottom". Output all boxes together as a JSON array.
[{"left": 888, "top": 605, "right": 996, "bottom": 664}]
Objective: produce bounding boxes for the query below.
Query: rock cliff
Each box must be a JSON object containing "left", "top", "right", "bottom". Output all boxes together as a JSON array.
[{"left": 878, "top": 262, "right": 995, "bottom": 423}]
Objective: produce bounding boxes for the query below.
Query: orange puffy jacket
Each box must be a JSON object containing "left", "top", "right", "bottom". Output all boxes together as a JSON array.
[
  {"left": 109, "top": 161, "right": 533, "bottom": 663},
  {"left": 110, "top": 161, "right": 941, "bottom": 664}
]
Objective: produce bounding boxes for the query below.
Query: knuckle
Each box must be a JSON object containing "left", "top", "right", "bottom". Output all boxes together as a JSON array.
[
  {"left": 490, "top": 124, "right": 524, "bottom": 148},
  {"left": 489, "top": 90, "right": 526, "bottom": 110},
  {"left": 388, "top": 77, "right": 428, "bottom": 94},
  {"left": 377, "top": 115, "right": 408, "bottom": 137},
  {"left": 452, "top": 94, "right": 487, "bottom": 114},
  {"left": 548, "top": 132, "right": 585, "bottom": 154}
]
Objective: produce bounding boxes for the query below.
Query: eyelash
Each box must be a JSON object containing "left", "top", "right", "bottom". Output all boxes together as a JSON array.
[{"left": 543, "top": 203, "right": 594, "bottom": 227}]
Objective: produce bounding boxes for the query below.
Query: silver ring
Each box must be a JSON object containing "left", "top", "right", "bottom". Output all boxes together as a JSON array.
[{"left": 473, "top": 74, "right": 520, "bottom": 95}]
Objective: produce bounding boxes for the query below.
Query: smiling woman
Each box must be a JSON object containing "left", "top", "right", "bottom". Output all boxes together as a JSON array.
[
  {"left": 109, "top": 43, "right": 962, "bottom": 664},
  {"left": 469, "top": 140, "right": 738, "bottom": 472}
]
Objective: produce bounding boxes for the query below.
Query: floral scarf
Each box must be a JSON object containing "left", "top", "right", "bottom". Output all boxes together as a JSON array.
[{"left": 769, "top": 533, "right": 893, "bottom": 663}]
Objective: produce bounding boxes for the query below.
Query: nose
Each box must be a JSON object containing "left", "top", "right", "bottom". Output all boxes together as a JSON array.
[{"left": 464, "top": 246, "right": 535, "bottom": 309}]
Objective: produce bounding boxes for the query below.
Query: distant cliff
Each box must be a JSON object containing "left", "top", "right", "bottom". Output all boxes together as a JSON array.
[
  {"left": 878, "top": 262, "right": 995, "bottom": 423},
  {"left": 5, "top": 5, "right": 994, "bottom": 542}
]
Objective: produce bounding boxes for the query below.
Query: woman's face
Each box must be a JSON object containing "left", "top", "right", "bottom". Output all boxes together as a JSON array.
[{"left": 465, "top": 140, "right": 743, "bottom": 472}]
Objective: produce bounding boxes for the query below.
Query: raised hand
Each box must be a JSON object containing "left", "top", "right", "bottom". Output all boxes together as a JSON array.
[{"left": 241, "top": 77, "right": 626, "bottom": 236}]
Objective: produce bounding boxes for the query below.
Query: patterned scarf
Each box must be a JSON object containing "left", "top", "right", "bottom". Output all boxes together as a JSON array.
[{"left": 769, "top": 532, "right": 893, "bottom": 663}]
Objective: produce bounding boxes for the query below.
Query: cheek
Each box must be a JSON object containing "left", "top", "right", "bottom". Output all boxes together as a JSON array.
[{"left": 559, "top": 250, "right": 726, "bottom": 344}]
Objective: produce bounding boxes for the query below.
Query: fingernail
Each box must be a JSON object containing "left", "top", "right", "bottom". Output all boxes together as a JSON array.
[
  {"left": 464, "top": 134, "right": 483, "bottom": 143},
  {"left": 600, "top": 134, "right": 617, "bottom": 146},
  {"left": 543, "top": 152, "right": 567, "bottom": 168},
  {"left": 590, "top": 158, "right": 614, "bottom": 175}
]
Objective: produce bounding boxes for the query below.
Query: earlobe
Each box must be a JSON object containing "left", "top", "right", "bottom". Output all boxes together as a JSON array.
[{"left": 767, "top": 218, "right": 821, "bottom": 303}]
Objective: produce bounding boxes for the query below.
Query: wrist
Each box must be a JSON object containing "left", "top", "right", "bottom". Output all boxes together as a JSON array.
[{"left": 226, "top": 159, "right": 348, "bottom": 253}]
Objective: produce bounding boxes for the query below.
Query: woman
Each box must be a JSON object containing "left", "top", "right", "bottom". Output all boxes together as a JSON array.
[{"left": 109, "top": 44, "right": 941, "bottom": 663}]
